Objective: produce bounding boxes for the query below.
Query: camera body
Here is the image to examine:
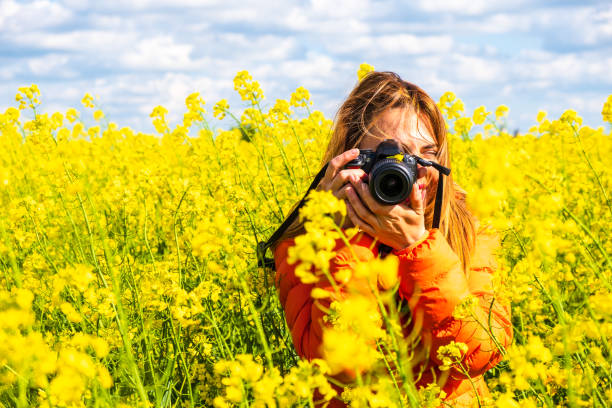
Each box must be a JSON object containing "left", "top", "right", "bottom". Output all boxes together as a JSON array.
[{"left": 344, "top": 139, "right": 419, "bottom": 205}]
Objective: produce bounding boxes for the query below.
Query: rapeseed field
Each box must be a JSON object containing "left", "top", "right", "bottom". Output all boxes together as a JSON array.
[{"left": 1, "top": 66, "right": 610, "bottom": 407}]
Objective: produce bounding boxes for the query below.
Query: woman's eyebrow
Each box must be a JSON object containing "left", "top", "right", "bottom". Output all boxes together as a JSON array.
[
  {"left": 399, "top": 142, "right": 412, "bottom": 153},
  {"left": 399, "top": 142, "right": 438, "bottom": 153}
]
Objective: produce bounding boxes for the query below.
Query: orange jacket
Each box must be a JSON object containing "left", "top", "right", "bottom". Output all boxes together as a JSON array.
[{"left": 273, "top": 227, "right": 513, "bottom": 407}]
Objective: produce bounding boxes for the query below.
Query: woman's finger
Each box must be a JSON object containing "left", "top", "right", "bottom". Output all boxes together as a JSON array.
[
  {"left": 407, "top": 182, "right": 424, "bottom": 215},
  {"left": 324, "top": 148, "right": 360, "bottom": 183},
  {"left": 329, "top": 169, "right": 366, "bottom": 195},
  {"left": 346, "top": 201, "right": 375, "bottom": 236},
  {"left": 346, "top": 185, "right": 377, "bottom": 227},
  {"left": 351, "top": 179, "right": 389, "bottom": 215},
  {"left": 335, "top": 183, "right": 353, "bottom": 201}
]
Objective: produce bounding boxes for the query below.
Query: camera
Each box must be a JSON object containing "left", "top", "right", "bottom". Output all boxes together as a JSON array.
[
  {"left": 344, "top": 139, "right": 430, "bottom": 205},
  {"left": 256, "top": 139, "right": 450, "bottom": 269}
]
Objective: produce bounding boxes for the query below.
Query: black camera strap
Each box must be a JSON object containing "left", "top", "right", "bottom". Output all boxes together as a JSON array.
[
  {"left": 256, "top": 163, "right": 329, "bottom": 269},
  {"left": 432, "top": 174, "right": 444, "bottom": 229},
  {"left": 256, "top": 161, "right": 449, "bottom": 270}
]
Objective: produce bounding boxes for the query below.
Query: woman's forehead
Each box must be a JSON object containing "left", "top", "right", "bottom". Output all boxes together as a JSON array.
[{"left": 370, "top": 108, "right": 436, "bottom": 146}]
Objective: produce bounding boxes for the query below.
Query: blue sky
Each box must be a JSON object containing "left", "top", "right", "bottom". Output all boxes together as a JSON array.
[{"left": 1, "top": 0, "right": 611, "bottom": 134}]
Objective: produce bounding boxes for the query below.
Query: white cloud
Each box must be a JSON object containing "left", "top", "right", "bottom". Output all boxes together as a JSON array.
[
  {"left": 27, "top": 54, "right": 75, "bottom": 76},
  {"left": 325, "top": 34, "right": 453, "bottom": 56},
  {"left": 414, "top": 54, "right": 505, "bottom": 83},
  {"left": 310, "top": 0, "right": 372, "bottom": 18},
  {"left": 283, "top": 7, "right": 370, "bottom": 36},
  {"left": 512, "top": 50, "right": 612, "bottom": 84},
  {"left": 458, "top": 12, "right": 533, "bottom": 33},
  {"left": 215, "top": 34, "right": 297, "bottom": 61},
  {"left": 277, "top": 53, "right": 337, "bottom": 89},
  {"left": 0, "top": 0, "right": 72, "bottom": 32},
  {"left": 120, "top": 36, "right": 196, "bottom": 70},
  {"left": 61, "top": 0, "right": 223, "bottom": 11},
  {"left": 378, "top": 34, "right": 454, "bottom": 55},
  {"left": 516, "top": 4, "right": 612, "bottom": 48},
  {"left": 0, "top": 65, "right": 20, "bottom": 81},
  {"left": 453, "top": 54, "right": 505, "bottom": 83},
  {"left": 13, "top": 29, "right": 139, "bottom": 53},
  {"left": 557, "top": 5, "right": 612, "bottom": 46},
  {"left": 414, "top": 0, "right": 528, "bottom": 16}
]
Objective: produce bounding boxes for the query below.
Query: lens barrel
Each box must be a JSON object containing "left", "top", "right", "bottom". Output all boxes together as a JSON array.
[{"left": 369, "top": 158, "right": 417, "bottom": 204}]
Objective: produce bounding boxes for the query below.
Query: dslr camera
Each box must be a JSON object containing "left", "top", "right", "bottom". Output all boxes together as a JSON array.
[
  {"left": 256, "top": 139, "right": 450, "bottom": 270},
  {"left": 344, "top": 139, "right": 449, "bottom": 205}
]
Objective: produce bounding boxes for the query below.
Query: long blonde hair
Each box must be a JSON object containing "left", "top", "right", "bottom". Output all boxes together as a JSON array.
[{"left": 271, "top": 71, "right": 476, "bottom": 271}]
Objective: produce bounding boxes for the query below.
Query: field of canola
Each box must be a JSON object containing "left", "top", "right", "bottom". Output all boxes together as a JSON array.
[{"left": 0, "top": 66, "right": 611, "bottom": 407}]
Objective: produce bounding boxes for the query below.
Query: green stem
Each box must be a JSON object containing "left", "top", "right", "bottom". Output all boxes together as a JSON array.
[{"left": 173, "top": 187, "right": 190, "bottom": 289}]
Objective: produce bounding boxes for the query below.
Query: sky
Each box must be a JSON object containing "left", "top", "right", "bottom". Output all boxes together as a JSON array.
[{"left": 1, "top": 0, "right": 611, "bottom": 134}]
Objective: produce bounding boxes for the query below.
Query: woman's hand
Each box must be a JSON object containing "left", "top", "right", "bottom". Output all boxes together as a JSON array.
[
  {"left": 316, "top": 149, "right": 367, "bottom": 228},
  {"left": 344, "top": 177, "right": 427, "bottom": 251}
]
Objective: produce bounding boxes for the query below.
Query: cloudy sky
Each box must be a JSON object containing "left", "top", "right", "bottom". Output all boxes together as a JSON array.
[{"left": 1, "top": 0, "right": 611, "bottom": 134}]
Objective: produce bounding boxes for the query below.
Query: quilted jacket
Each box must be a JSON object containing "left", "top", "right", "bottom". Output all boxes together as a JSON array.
[{"left": 273, "top": 226, "right": 513, "bottom": 407}]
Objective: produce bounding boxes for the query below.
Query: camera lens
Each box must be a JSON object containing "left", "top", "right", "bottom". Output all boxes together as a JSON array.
[
  {"left": 380, "top": 174, "right": 403, "bottom": 196},
  {"left": 369, "top": 158, "right": 416, "bottom": 204}
]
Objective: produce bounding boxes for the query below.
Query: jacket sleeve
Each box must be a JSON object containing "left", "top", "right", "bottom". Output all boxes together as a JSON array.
[
  {"left": 392, "top": 227, "right": 513, "bottom": 378},
  {"left": 273, "top": 233, "right": 381, "bottom": 375}
]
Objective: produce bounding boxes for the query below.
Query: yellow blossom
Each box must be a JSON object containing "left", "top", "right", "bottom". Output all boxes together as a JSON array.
[
  {"left": 472, "top": 105, "right": 489, "bottom": 125},
  {"left": 602, "top": 94, "right": 612, "bottom": 123},
  {"left": 495, "top": 104, "right": 509, "bottom": 120},
  {"left": 93, "top": 109, "right": 104, "bottom": 121},
  {"left": 357, "top": 63, "right": 375, "bottom": 81},
  {"left": 289, "top": 86, "right": 312, "bottom": 108},
  {"left": 81, "top": 93, "right": 95, "bottom": 108},
  {"left": 214, "top": 99, "right": 230, "bottom": 120}
]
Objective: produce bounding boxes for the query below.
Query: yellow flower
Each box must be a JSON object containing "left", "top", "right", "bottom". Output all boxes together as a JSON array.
[
  {"left": 93, "top": 109, "right": 104, "bottom": 121},
  {"left": 452, "top": 295, "right": 479, "bottom": 319},
  {"left": 419, "top": 383, "right": 447, "bottom": 408},
  {"left": 97, "top": 366, "right": 113, "bottom": 388},
  {"left": 289, "top": 86, "right": 312, "bottom": 108},
  {"left": 269, "top": 98, "right": 292, "bottom": 119},
  {"left": 602, "top": 94, "right": 612, "bottom": 123},
  {"left": 15, "top": 84, "right": 41, "bottom": 109},
  {"left": 88, "top": 125, "right": 100, "bottom": 137},
  {"left": 59, "top": 302, "right": 82, "bottom": 323},
  {"left": 454, "top": 117, "right": 473, "bottom": 136},
  {"left": 183, "top": 92, "right": 205, "bottom": 127},
  {"left": 150, "top": 105, "right": 169, "bottom": 134},
  {"left": 438, "top": 92, "right": 465, "bottom": 120},
  {"left": 4, "top": 106, "right": 20, "bottom": 122},
  {"left": 560, "top": 109, "right": 583, "bottom": 127},
  {"left": 536, "top": 110, "right": 547, "bottom": 123},
  {"left": 65, "top": 108, "right": 78, "bottom": 123},
  {"left": 495, "top": 104, "right": 509, "bottom": 120},
  {"left": 357, "top": 63, "right": 375, "bottom": 81},
  {"left": 311, "top": 287, "right": 331, "bottom": 299},
  {"left": 322, "top": 328, "right": 379, "bottom": 375},
  {"left": 234, "top": 70, "right": 264, "bottom": 103},
  {"left": 472, "top": 105, "right": 489, "bottom": 125},
  {"left": 81, "top": 93, "right": 95, "bottom": 108},
  {"left": 436, "top": 341, "right": 468, "bottom": 371},
  {"left": 213, "top": 99, "right": 229, "bottom": 119}
]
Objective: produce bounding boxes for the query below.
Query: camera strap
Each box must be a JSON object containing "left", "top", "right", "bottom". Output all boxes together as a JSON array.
[
  {"left": 256, "top": 163, "right": 329, "bottom": 269},
  {"left": 256, "top": 162, "right": 448, "bottom": 270},
  {"left": 432, "top": 175, "right": 444, "bottom": 229}
]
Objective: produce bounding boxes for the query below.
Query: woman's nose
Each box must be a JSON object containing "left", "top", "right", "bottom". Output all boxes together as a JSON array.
[{"left": 417, "top": 165, "right": 427, "bottom": 179}]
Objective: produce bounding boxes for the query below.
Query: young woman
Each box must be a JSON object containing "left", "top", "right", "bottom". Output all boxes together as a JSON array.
[{"left": 271, "top": 71, "right": 513, "bottom": 407}]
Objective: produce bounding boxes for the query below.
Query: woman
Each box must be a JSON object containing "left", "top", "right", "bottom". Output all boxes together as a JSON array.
[{"left": 271, "top": 71, "right": 512, "bottom": 407}]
